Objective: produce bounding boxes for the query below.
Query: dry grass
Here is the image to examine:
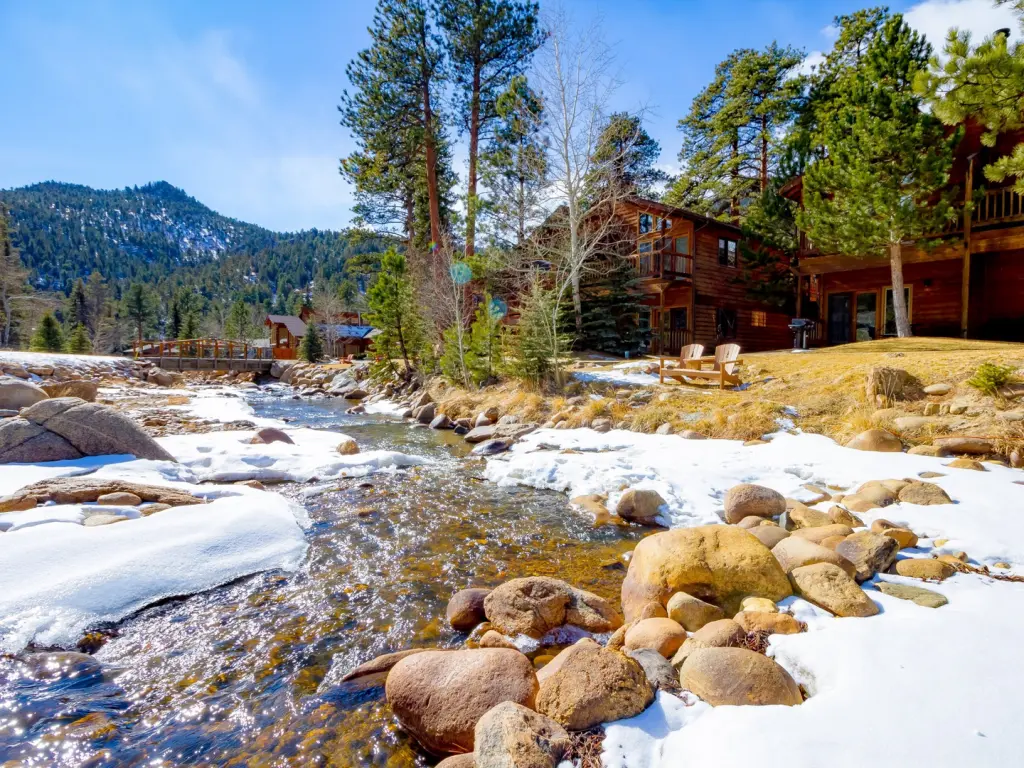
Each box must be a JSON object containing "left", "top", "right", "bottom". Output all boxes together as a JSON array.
[{"left": 564, "top": 727, "right": 605, "bottom": 768}]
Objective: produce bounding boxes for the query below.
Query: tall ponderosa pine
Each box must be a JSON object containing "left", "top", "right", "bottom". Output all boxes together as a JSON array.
[
  {"left": 30, "top": 312, "right": 63, "bottom": 353},
  {"left": 668, "top": 43, "right": 805, "bottom": 220},
  {"left": 122, "top": 283, "right": 155, "bottom": 343},
  {"left": 797, "top": 13, "right": 958, "bottom": 338},
  {"left": 918, "top": 8, "right": 1024, "bottom": 192},
  {"left": 591, "top": 112, "right": 668, "bottom": 198},
  {"left": 0, "top": 205, "right": 31, "bottom": 347},
  {"left": 479, "top": 75, "right": 547, "bottom": 246},
  {"left": 366, "top": 248, "right": 427, "bottom": 377},
  {"left": 341, "top": 0, "right": 448, "bottom": 254},
  {"left": 435, "top": 0, "right": 543, "bottom": 258}
]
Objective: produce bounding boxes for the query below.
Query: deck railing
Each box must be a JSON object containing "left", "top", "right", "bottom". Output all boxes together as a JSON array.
[
  {"left": 974, "top": 186, "right": 1024, "bottom": 226},
  {"left": 632, "top": 251, "right": 693, "bottom": 280},
  {"left": 650, "top": 328, "right": 692, "bottom": 355},
  {"left": 132, "top": 338, "right": 270, "bottom": 360}
]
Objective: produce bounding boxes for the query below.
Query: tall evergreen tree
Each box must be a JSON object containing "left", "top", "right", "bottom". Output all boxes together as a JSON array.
[
  {"left": 30, "top": 312, "right": 64, "bottom": 352},
  {"left": 591, "top": 112, "right": 668, "bottom": 198},
  {"left": 578, "top": 252, "right": 649, "bottom": 355},
  {"left": 464, "top": 293, "right": 503, "bottom": 385},
  {"left": 366, "top": 248, "right": 427, "bottom": 377},
  {"left": 122, "top": 282, "right": 155, "bottom": 343},
  {"left": 300, "top": 321, "right": 325, "bottom": 363},
  {"left": 224, "top": 299, "right": 255, "bottom": 341},
  {"left": 0, "top": 204, "right": 31, "bottom": 347},
  {"left": 66, "top": 279, "right": 89, "bottom": 330},
  {"left": 435, "top": 0, "right": 543, "bottom": 258},
  {"left": 66, "top": 323, "right": 92, "bottom": 354},
  {"left": 668, "top": 43, "right": 805, "bottom": 220},
  {"left": 797, "top": 13, "right": 959, "bottom": 338}
]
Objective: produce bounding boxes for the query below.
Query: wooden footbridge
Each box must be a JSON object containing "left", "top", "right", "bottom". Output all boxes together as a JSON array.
[{"left": 132, "top": 338, "right": 276, "bottom": 373}]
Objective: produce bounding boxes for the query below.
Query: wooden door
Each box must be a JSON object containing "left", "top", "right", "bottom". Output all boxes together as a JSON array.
[{"left": 827, "top": 292, "right": 853, "bottom": 345}]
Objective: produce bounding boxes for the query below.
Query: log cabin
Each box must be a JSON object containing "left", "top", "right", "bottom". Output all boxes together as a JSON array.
[
  {"left": 785, "top": 122, "right": 1024, "bottom": 345},
  {"left": 265, "top": 314, "right": 306, "bottom": 360},
  {"left": 616, "top": 198, "right": 793, "bottom": 354}
]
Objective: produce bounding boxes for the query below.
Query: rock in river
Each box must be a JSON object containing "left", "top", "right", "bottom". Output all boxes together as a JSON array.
[
  {"left": 484, "top": 577, "right": 621, "bottom": 639},
  {"left": 446, "top": 588, "right": 491, "bottom": 632},
  {"left": 0, "top": 377, "right": 49, "bottom": 410}
]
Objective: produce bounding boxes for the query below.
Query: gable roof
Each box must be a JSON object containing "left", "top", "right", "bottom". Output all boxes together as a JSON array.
[{"left": 266, "top": 314, "right": 307, "bottom": 337}]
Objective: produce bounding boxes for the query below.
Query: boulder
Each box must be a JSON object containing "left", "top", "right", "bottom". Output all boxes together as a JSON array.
[
  {"left": 569, "top": 494, "right": 611, "bottom": 525},
  {"left": 414, "top": 403, "right": 437, "bottom": 424},
  {"left": 908, "top": 445, "right": 948, "bottom": 457},
  {"left": 447, "top": 588, "right": 491, "bottom": 632},
  {"left": 733, "top": 611, "right": 803, "bottom": 635},
  {"left": 932, "top": 437, "right": 994, "bottom": 455},
  {"left": 0, "top": 398, "right": 174, "bottom": 464},
  {"left": 464, "top": 425, "right": 496, "bottom": 444},
  {"left": 670, "top": 618, "right": 746, "bottom": 668},
  {"left": 875, "top": 581, "right": 948, "bottom": 608},
  {"left": 772, "top": 536, "right": 857, "bottom": 579},
  {"left": 430, "top": 414, "right": 453, "bottom": 430},
  {"left": 828, "top": 505, "right": 863, "bottom": 528},
  {"left": 845, "top": 429, "right": 902, "bottom": 452},
  {"left": 748, "top": 525, "right": 790, "bottom": 549},
  {"left": 865, "top": 366, "right": 911, "bottom": 401},
  {"left": 591, "top": 418, "right": 612, "bottom": 433},
  {"left": 0, "top": 476, "right": 200, "bottom": 512},
  {"left": 621, "top": 525, "right": 792, "bottom": 621},
  {"left": 739, "top": 596, "right": 777, "bottom": 613},
  {"left": 535, "top": 643, "right": 653, "bottom": 730},
  {"left": 479, "top": 631, "right": 518, "bottom": 650},
  {"left": 40, "top": 380, "right": 98, "bottom": 402},
  {"left": 250, "top": 427, "right": 294, "bottom": 445},
  {"left": 946, "top": 458, "right": 985, "bottom": 471},
  {"left": 96, "top": 491, "right": 142, "bottom": 506},
  {"left": 923, "top": 383, "right": 952, "bottom": 396},
  {"left": 270, "top": 360, "right": 294, "bottom": 379},
  {"left": 835, "top": 531, "right": 900, "bottom": 582},
  {"left": 471, "top": 439, "right": 511, "bottom": 456},
  {"left": 892, "top": 558, "right": 956, "bottom": 581},
  {"left": 722, "top": 483, "right": 785, "bottom": 524},
  {"left": 0, "top": 377, "right": 49, "bottom": 410},
  {"left": 897, "top": 482, "right": 952, "bottom": 506},
  {"left": 791, "top": 524, "right": 854, "bottom": 545},
  {"left": 615, "top": 488, "right": 666, "bottom": 525},
  {"left": 666, "top": 591, "right": 724, "bottom": 632},
  {"left": 474, "top": 702, "right": 569, "bottom": 768},
  {"left": 871, "top": 522, "right": 918, "bottom": 550},
  {"left": 785, "top": 504, "right": 832, "bottom": 530},
  {"left": 340, "top": 649, "right": 431, "bottom": 682},
  {"left": 385, "top": 648, "right": 538, "bottom": 755},
  {"left": 337, "top": 438, "right": 360, "bottom": 455},
  {"left": 623, "top": 618, "right": 687, "bottom": 658},
  {"left": 484, "top": 577, "right": 622, "bottom": 639},
  {"left": 411, "top": 391, "right": 433, "bottom": 409},
  {"left": 789, "top": 563, "right": 879, "bottom": 617},
  {"left": 474, "top": 413, "right": 494, "bottom": 428},
  {"left": 679, "top": 647, "right": 802, "bottom": 707},
  {"left": 736, "top": 515, "right": 768, "bottom": 529},
  {"left": 626, "top": 648, "right": 681, "bottom": 693}
]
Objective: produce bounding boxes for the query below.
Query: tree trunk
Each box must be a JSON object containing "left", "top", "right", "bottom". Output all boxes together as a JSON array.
[
  {"left": 889, "top": 242, "right": 912, "bottom": 338},
  {"left": 730, "top": 134, "right": 740, "bottom": 224},
  {"left": 422, "top": 68, "right": 442, "bottom": 255},
  {"left": 465, "top": 66, "right": 481, "bottom": 260},
  {"left": 760, "top": 116, "right": 769, "bottom": 193},
  {"left": 571, "top": 272, "right": 582, "bottom": 336}
]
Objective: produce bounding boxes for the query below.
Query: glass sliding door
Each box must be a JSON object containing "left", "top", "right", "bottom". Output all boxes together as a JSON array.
[{"left": 855, "top": 292, "right": 877, "bottom": 341}]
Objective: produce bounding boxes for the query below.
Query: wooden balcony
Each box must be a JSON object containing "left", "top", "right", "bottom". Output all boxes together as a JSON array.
[
  {"left": 650, "top": 328, "right": 692, "bottom": 356},
  {"left": 632, "top": 248, "right": 693, "bottom": 281}
]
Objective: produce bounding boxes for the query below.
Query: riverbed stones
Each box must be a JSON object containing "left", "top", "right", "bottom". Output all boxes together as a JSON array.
[
  {"left": 0, "top": 398, "right": 174, "bottom": 464},
  {"left": 96, "top": 491, "right": 142, "bottom": 506},
  {"left": 946, "top": 458, "right": 985, "bottom": 470},
  {"left": 785, "top": 504, "right": 832, "bottom": 530},
  {"left": 772, "top": 536, "right": 857, "bottom": 579},
  {"left": 471, "top": 439, "right": 510, "bottom": 456},
  {"left": 723, "top": 483, "right": 785, "bottom": 524},
  {"left": 835, "top": 531, "right": 900, "bottom": 582},
  {"left": 615, "top": 488, "right": 666, "bottom": 525},
  {"left": 340, "top": 649, "right": 431, "bottom": 682},
  {"left": 0, "top": 477, "right": 201, "bottom": 512},
  {"left": 414, "top": 403, "right": 437, "bottom": 424},
  {"left": 733, "top": 611, "right": 803, "bottom": 635},
  {"left": 791, "top": 524, "right": 854, "bottom": 545},
  {"left": 430, "top": 414, "right": 453, "bottom": 430},
  {"left": 40, "top": 380, "right": 98, "bottom": 402},
  {"left": 679, "top": 647, "right": 802, "bottom": 707},
  {"left": 483, "top": 577, "right": 621, "bottom": 639},
  {"left": 474, "top": 702, "right": 569, "bottom": 768},
  {"left": 626, "top": 648, "right": 681, "bottom": 693},
  {"left": 621, "top": 525, "right": 792, "bottom": 621},
  {"left": 386, "top": 648, "right": 538, "bottom": 755},
  {"left": 624, "top": 618, "right": 687, "bottom": 658},
  {"left": 464, "top": 425, "right": 495, "bottom": 443},
  {"left": 892, "top": 558, "right": 956, "bottom": 581},
  {"left": 933, "top": 436, "right": 994, "bottom": 455},
  {"left": 0, "top": 377, "right": 49, "bottom": 410},
  {"left": 535, "top": 643, "right": 653, "bottom": 730},
  {"left": 666, "top": 591, "right": 724, "bottom": 631},
  {"left": 250, "top": 427, "right": 294, "bottom": 445},
  {"left": 748, "top": 525, "right": 790, "bottom": 549},
  {"left": 876, "top": 581, "right": 948, "bottom": 608},
  {"left": 828, "top": 505, "right": 863, "bottom": 527},
  {"left": 479, "top": 631, "right": 519, "bottom": 650},
  {"left": 337, "top": 438, "right": 359, "bottom": 455},
  {"left": 845, "top": 429, "right": 902, "bottom": 453},
  {"left": 897, "top": 481, "right": 952, "bottom": 505},
  {"left": 871, "top": 521, "right": 918, "bottom": 549},
  {"left": 789, "top": 563, "right": 879, "bottom": 617},
  {"left": 569, "top": 494, "right": 611, "bottom": 524},
  {"left": 447, "top": 588, "right": 491, "bottom": 632},
  {"left": 670, "top": 618, "right": 746, "bottom": 668},
  {"left": 739, "top": 596, "right": 778, "bottom": 613},
  {"left": 591, "top": 418, "right": 612, "bottom": 433}
]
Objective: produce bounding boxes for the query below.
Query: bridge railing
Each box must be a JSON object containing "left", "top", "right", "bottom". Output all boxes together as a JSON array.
[{"left": 132, "top": 338, "right": 271, "bottom": 360}]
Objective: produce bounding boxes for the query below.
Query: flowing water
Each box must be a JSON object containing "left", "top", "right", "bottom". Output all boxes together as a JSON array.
[{"left": 0, "top": 393, "right": 644, "bottom": 767}]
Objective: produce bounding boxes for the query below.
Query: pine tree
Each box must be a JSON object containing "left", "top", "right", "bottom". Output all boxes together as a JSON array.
[
  {"left": 30, "top": 312, "right": 64, "bottom": 352},
  {"left": 365, "top": 248, "right": 427, "bottom": 378},
  {"left": 436, "top": 0, "right": 543, "bottom": 258},
  {"left": 66, "top": 323, "right": 92, "bottom": 354},
  {"left": 66, "top": 279, "right": 89, "bottom": 330},
  {"left": 168, "top": 293, "right": 184, "bottom": 339},
  {"left": 122, "top": 282, "right": 155, "bottom": 343},
  {"left": 300, "top": 320, "right": 325, "bottom": 363},
  {"left": 505, "top": 275, "right": 571, "bottom": 386},
  {"left": 224, "top": 299, "right": 254, "bottom": 341},
  {"left": 465, "top": 293, "right": 503, "bottom": 385},
  {"left": 0, "top": 204, "right": 31, "bottom": 347},
  {"left": 667, "top": 43, "right": 805, "bottom": 220},
  {"left": 578, "top": 253, "right": 649, "bottom": 355},
  {"left": 591, "top": 112, "right": 667, "bottom": 198},
  {"left": 797, "top": 13, "right": 959, "bottom": 338},
  {"left": 737, "top": 182, "right": 799, "bottom": 311}
]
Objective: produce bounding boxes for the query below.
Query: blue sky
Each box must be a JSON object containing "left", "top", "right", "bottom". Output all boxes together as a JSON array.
[{"left": 0, "top": 0, "right": 1016, "bottom": 232}]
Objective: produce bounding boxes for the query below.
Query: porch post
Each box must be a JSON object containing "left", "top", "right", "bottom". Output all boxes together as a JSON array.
[{"left": 960, "top": 154, "right": 975, "bottom": 338}]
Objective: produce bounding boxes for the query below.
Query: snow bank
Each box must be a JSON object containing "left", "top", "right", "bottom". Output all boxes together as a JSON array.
[
  {"left": 0, "top": 487, "right": 308, "bottom": 652},
  {"left": 363, "top": 399, "right": 409, "bottom": 416},
  {"left": 157, "top": 427, "right": 429, "bottom": 483},
  {"left": 162, "top": 385, "right": 282, "bottom": 426},
  {"left": 0, "top": 350, "right": 128, "bottom": 367},
  {"left": 572, "top": 369, "right": 661, "bottom": 387}
]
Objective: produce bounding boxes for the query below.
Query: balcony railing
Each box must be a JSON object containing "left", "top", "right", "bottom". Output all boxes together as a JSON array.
[
  {"left": 632, "top": 250, "right": 693, "bottom": 280},
  {"left": 650, "top": 328, "right": 692, "bottom": 356},
  {"left": 974, "top": 186, "right": 1024, "bottom": 226}
]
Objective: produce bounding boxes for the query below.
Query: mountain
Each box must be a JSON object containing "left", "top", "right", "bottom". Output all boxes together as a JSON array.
[{"left": 0, "top": 181, "right": 387, "bottom": 305}]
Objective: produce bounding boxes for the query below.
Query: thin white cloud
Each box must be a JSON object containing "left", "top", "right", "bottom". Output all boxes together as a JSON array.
[{"left": 904, "top": 0, "right": 1018, "bottom": 49}]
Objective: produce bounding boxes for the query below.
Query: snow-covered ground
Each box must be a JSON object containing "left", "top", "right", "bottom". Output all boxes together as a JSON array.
[
  {"left": 572, "top": 360, "right": 662, "bottom": 387},
  {"left": 0, "top": 350, "right": 129, "bottom": 367},
  {"left": 161, "top": 385, "right": 283, "bottom": 426},
  {"left": 486, "top": 427, "right": 1024, "bottom": 766}
]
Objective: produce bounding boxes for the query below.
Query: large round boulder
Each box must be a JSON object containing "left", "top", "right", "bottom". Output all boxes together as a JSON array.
[
  {"left": 723, "top": 484, "right": 785, "bottom": 524},
  {"left": 484, "top": 577, "right": 621, "bottom": 639},
  {"left": 788, "top": 563, "right": 879, "bottom": 618},
  {"left": 474, "top": 702, "right": 569, "bottom": 768},
  {"left": 679, "top": 647, "right": 802, "bottom": 706},
  {"left": 447, "top": 588, "right": 491, "bottom": 632},
  {"left": 616, "top": 488, "right": 667, "bottom": 525},
  {"left": 623, "top": 617, "right": 687, "bottom": 658},
  {"left": 535, "top": 643, "right": 653, "bottom": 730},
  {"left": 621, "top": 525, "right": 792, "bottom": 621},
  {"left": 0, "top": 377, "right": 48, "bottom": 410},
  {"left": 897, "top": 482, "right": 952, "bottom": 506},
  {"left": 845, "top": 429, "right": 902, "bottom": 452},
  {"left": 772, "top": 536, "right": 857, "bottom": 579},
  {"left": 385, "top": 648, "right": 538, "bottom": 755}
]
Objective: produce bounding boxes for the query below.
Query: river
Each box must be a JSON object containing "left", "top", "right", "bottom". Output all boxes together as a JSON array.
[{"left": 0, "top": 392, "right": 643, "bottom": 767}]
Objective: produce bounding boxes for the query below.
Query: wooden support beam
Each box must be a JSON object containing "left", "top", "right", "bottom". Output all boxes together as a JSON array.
[{"left": 961, "top": 155, "right": 975, "bottom": 337}]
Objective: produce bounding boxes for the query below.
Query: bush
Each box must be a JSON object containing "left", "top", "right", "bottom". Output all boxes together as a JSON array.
[
  {"left": 966, "top": 362, "right": 1016, "bottom": 397},
  {"left": 300, "top": 321, "right": 324, "bottom": 363},
  {"left": 29, "top": 312, "right": 64, "bottom": 352}
]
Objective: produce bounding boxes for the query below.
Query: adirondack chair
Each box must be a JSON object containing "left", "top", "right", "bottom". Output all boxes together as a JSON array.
[
  {"left": 659, "top": 344, "right": 705, "bottom": 384},
  {"left": 682, "top": 343, "right": 743, "bottom": 389}
]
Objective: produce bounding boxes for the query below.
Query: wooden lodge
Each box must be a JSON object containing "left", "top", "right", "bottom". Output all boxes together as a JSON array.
[
  {"left": 786, "top": 122, "right": 1024, "bottom": 345},
  {"left": 265, "top": 314, "right": 307, "bottom": 360},
  {"left": 266, "top": 311, "right": 377, "bottom": 360},
  {"left": 616, "top": 198, "right": 793, "bottom": 355}
]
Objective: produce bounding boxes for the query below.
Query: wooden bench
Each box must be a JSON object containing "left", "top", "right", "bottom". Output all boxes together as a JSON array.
[{"left": 663, "top": 343, "right": 742, "bottom": 390}]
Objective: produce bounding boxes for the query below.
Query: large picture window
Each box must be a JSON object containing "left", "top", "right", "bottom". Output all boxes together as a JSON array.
[
  {"left": 639, "top": 213, "right": 653, "bottom": 234},
  {"left": 718, "top": 238, "right": 738, "bottom": 267},
  {"left": 883, "top": 286, "right": 912, "bottom": 336},
  {"left": 716, "top": 308, "right": 738, "bottom": 339}
]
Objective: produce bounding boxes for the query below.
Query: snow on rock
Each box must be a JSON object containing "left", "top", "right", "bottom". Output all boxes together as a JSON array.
[
  {"left": 0, "top": 350, "right": 130, "bottom": 369},
  {"left": 157, "top": 427, "right": 429, "bottom": 483},
  {"left": 363, "top": 399, "right": 410, "bottom": 416},
  {"left": 0, "top": 487, "right": 308, "bottom": 652}
]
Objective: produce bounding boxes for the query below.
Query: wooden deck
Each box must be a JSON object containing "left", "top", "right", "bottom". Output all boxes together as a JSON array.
[{"left": 133, "top": 338, "right": 275, "bottom": 374}]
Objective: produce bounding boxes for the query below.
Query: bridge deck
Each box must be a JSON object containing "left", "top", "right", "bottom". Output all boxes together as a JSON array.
[{"left": 147, "top": 357, "right": 273, "bottom": 373}]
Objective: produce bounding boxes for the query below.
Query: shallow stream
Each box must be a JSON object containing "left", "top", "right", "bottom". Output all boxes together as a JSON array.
[{"left": 0, "top": 393, "right": 643, "bottom": 767}]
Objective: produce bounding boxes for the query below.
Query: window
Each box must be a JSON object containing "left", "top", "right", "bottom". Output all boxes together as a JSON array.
[
  {"left": 639, "top": 213, "right": 653, "bottom": 234},
  {"left": 751, "top": 310, "right": 767, "bottom": 328},
  {"left": 669, "top": 307, "right": 688, "bottom": 331},
  {"left": 638, "top": 241, "right": 653, "bottom": 253},
  {"left": 674, "top": 235, "right": 690, "bottom": 255},
  {"left": 883, "top": 286, "right": 912, "bottom": 336},
  {"left": 718, "top": 238, "right": 738, "bottom": 267},
  {"left": 716, "top": 308, "right": 738, "bottom": 339},
  {"left": 638, "top": 310, "right": 651, "bottom": 331},
  {"left": 856, "top": 292, "right": 877, "bottom": 341},
  {"left": 653, "top": 216, "right": 672, "bottom": 231}
]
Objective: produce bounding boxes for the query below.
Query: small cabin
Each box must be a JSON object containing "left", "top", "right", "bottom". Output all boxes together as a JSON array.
[{"left": 265, "top": 314, "right": 306, "bottom": 360}]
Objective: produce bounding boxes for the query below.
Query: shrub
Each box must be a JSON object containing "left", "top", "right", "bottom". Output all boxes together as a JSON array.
[
  {"left": 966, "top": 362, "right": 1016, "bottom": 397},
  {"left": 29, "top": 312, "right": 63, "bottom": 352}
]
